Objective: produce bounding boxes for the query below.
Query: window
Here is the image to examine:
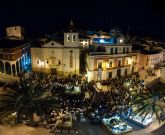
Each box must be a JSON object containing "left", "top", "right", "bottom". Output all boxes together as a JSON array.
[
  {"left": 125, "top": 69, "right": 127, "bottom": 75},
  {"left": 37, "top": 60, "right": 39, "bottom": 64},
  {"left": 110, "top": 48, "right": 113, "bottom": 54},
  {"left": 72, "top": 35, "right": 75, "bottom": 42},
  {"left": 127, "top": 47, "right": 129, "bottom": 53},
  {"left": 118, "top": 60, "right": 121, "bottom": 66},
  {"left": 67, "top": 35, "right": 70, "bottom": 42},
  {"left": 115, "top": 48, "right": 118, "bottom": 54},
  {"left": 70, "top": 50, "right": 73, "bottom": 53},
  {"left": 109, "top": 61, "right": 112, "bottom": 67},
  {"left": 47, "top": 61, "right": 49, "bottom": 64},
  {"left": 123, "top": 47, "right": 125, "bottom": 53},
  {"left": 98, "top": 62, "right": 102, "bottom": 68},
  {"left": 126, "top": 59, "right": 128, "bottom": 65},
  {"left": 51, "top": 42, "right": 54, "bottom": 45},
  {"left": 59, "top": 60, "right": 61, "bottom": 65},
  {"left": 109, "top": 72, "right": 112, "bottom": 78}
]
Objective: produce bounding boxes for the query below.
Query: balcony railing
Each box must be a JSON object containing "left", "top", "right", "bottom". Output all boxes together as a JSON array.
[{"left": 89, "top": 52, "right": 139, "bottom": 58}]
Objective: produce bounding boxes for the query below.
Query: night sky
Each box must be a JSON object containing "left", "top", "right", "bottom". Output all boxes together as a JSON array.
[{"left": 0, "top": 0, "right": 165, "bottom": 40}]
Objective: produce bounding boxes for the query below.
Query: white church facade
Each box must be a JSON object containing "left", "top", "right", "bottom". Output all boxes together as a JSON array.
[{"left": 31, "top": 31, "right": 80, "bottom": 76}]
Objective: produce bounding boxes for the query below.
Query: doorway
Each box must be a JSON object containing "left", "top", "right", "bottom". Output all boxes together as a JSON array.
[
  {"left": 117, "top": 69, "right": 121, "bottom": 77},
  {"left": 51, "top": 68, "right": 57, "bottom": 75}
]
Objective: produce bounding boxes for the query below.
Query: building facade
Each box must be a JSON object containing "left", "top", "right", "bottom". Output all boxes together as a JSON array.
[
  {"left": 0, "top": 39, "right": 31, "bottom": 76},
  {"left": 86, "top": 30, "right": 139, "bottom": 82},
  {"left": 31, "top": 31, "right": 80, "bottom": 76},
  {"left": 6, "top": 26, "right": 25, "bottom": 40},
  {"left": 138, "top": 51, "right": 163, "bottom": 69}
]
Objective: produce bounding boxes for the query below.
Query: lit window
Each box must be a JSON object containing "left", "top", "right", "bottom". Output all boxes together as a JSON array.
[
  {"left": 67, "top": 35, "right": 70, "bottom": 42},
  {"left": 126, "top": 59, "right": 128, "bottom": 65}
]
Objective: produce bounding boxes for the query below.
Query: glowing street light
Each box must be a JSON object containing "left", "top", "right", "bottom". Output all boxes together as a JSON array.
[{"left": 119, "top": 39, "right": 123, "bottom": 43}]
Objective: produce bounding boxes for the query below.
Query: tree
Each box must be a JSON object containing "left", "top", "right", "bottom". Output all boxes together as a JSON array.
[
  {"left": 132, "top": 88, "right": 165, "bottom": 123},
  {"left": 0, "top": 78, "right": 59, "bottom": 124}
]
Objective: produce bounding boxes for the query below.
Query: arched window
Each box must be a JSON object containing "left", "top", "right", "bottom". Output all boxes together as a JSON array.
[
  {"left": 67, "top": 35, "right": 70, "bottom": 42},
  {"left": 72, "top": 35, "right": 75, "bottom": 42}
]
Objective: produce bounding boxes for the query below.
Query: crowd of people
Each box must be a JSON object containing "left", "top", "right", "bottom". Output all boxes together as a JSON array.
[
  {"left": 0, "top": 72, "right": 148, "bottom": 130},
  {"left": 17, "top": 71, "right": 146, "bottom": 121}
]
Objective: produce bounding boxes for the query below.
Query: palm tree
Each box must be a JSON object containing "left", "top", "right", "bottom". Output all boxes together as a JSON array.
[
  {"left": 131, "top": 87, "right": 165, "bottom": 123},
  {"left": 0, "top": 77, "right": 59, "bottom": 124}
]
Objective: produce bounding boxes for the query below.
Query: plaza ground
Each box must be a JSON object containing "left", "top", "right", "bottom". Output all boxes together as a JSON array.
[{"left": 0, "top": 118, "right": 164, "bottom": 135}]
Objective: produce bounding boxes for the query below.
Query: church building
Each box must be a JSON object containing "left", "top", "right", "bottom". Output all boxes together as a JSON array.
[{"left": 30, "top": 21, "right": 80, "bottom": 76}]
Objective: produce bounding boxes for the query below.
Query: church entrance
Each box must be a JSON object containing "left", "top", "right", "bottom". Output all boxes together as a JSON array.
[{"left": 51, "top": 68, "right": 57, "bottom": 75}]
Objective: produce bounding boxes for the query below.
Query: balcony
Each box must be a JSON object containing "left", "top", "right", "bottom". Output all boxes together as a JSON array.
[{"left": 89, "top": 51, "right": 139, "bottom": 58}]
